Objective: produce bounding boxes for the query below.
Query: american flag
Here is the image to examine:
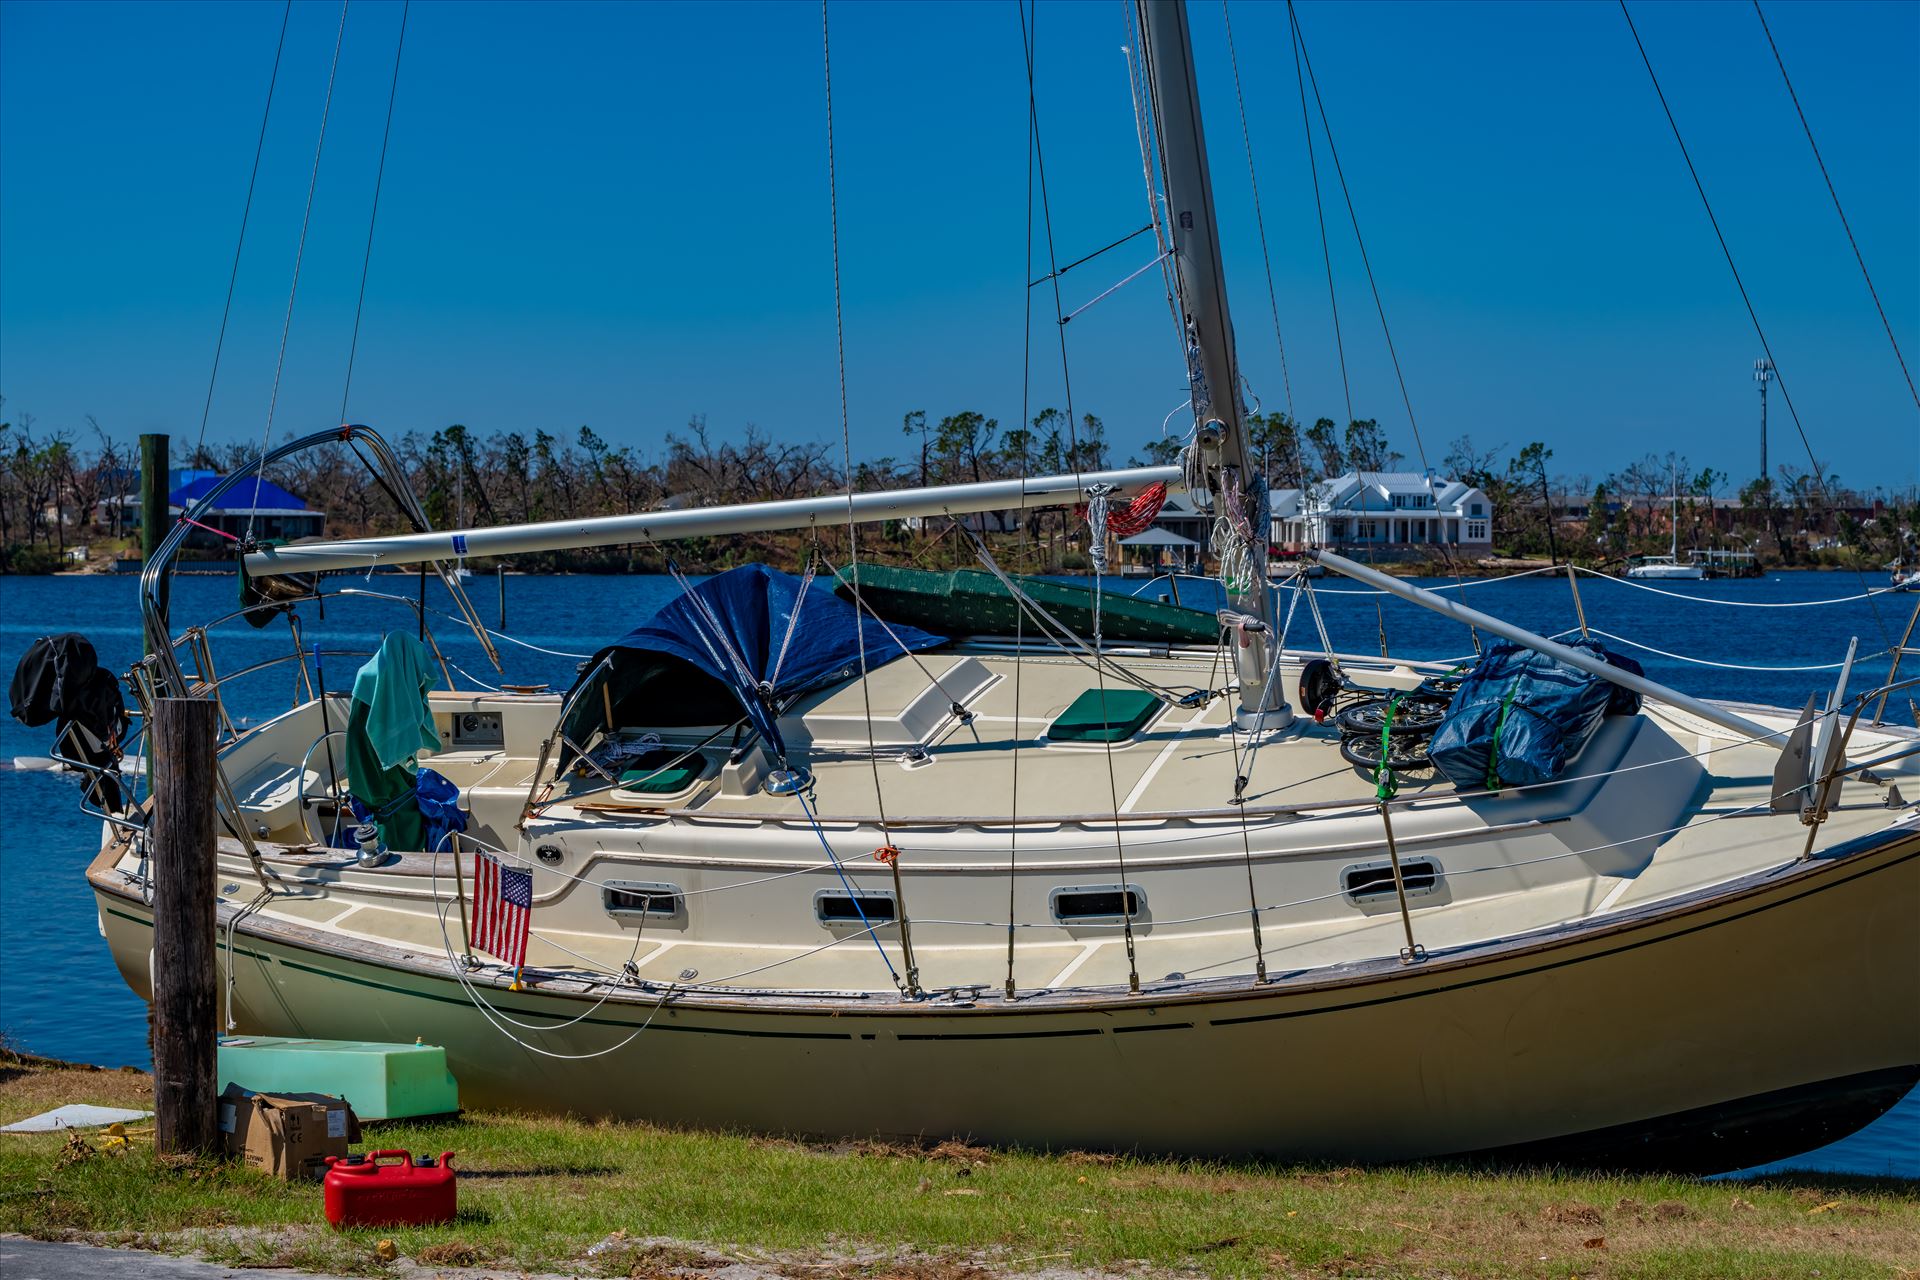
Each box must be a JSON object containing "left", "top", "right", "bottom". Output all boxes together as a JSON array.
[{"left": 472, "top": 851, "right": 532, "bottom": 968}]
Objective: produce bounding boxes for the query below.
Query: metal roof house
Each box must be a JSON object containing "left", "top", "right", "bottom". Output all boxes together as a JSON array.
[{"left": 169, "top": 475, "right": 325, "bottom": 548}]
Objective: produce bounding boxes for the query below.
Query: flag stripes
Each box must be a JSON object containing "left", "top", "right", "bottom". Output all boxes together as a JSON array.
[{"left": 472, "top": 851, "right": 532, "bottom": 968}]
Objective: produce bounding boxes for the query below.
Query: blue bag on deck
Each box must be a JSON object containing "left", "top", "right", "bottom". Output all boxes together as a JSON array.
[
  {"left": 415, "top": 767, "right": 468, "bottom": 853},
  {"left": 1428, "top": 639, "right": 1645, "bottom": 791}
]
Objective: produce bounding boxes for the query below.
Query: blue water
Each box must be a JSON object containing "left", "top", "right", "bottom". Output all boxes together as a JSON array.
[{"left": 1, "top": 567, "right": 1913, "bottom": 1176}]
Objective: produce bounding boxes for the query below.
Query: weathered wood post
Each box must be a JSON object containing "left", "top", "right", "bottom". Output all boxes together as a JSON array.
[
  {"left": 140, "top": 433, "right": 170, "bottom": 638},
  {"left": 151, "top": 696, "right": 220, "bottom": 1158}
]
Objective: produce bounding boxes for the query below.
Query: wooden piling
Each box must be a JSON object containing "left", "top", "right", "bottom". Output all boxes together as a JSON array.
[
  {"left": 150, "top": 696, "right": 221, "bottom": 1158},
  {"left": 140, "top": 433, "right": 170, "bottom": 641}
]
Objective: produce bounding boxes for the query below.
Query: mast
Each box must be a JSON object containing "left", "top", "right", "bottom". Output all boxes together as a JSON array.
[{"left": 1137, "top": 0, "right": 1288, "bottom": 727}]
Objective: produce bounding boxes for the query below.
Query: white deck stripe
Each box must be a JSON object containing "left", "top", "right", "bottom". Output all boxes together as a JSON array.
[
  {"left": 1043, "top": 942, "right": 1103, "bottom": 989},
  {"left": 1120, "top": 707, "right": 1217, "bottom": 813},
  {"left": 1589, "top": 876, "right": 1636, "bottom": 916}
]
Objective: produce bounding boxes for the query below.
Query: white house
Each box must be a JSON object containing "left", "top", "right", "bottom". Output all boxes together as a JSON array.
[
  {"left": 1133, "top": 471, "right": 1492, "bottom": 566},
  {"left": 1271, "top": 471, "right": 1493, "bottom": 551}
]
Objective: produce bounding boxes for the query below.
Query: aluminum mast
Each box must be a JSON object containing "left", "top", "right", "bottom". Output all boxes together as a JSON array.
[{"left": 1137, "top": 0, "right": 1287, "bottom": 727}]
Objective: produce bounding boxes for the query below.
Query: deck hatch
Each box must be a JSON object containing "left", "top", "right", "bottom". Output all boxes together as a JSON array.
[
  {"left": 617, "top": 749, "right": 707, "bottom": 795},
  {"left": 1050, "top": 883, "right": 1144, "bottom": 923},
  {"left": 815, "top": 890, "right": 898, "bottom": 927},
  {"left": 1047, "top": 688, "right": 1161, "bottom": 743},
  {"left": 1341, "top": 858, "right": 1442, "bottom": 904},
  {"left": 603, "top": 880, "right": 683, "bottom": 918}
]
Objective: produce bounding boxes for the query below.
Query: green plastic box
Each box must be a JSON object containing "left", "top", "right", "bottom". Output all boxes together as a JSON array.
[{"left": 216, "top": 1037, "right": 459, "bottom": 1121}]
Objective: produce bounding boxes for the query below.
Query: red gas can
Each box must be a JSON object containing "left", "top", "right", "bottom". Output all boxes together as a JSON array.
[{"left": 323, "top": 1150, "right": 457, "bottom": 1228}]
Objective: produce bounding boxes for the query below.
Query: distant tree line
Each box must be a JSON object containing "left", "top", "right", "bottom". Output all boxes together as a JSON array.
[{"left": 1, "top": 394, "right": 1914, "bottom": 574}]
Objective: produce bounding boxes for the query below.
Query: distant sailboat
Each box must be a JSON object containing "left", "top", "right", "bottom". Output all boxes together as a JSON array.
[
  {"left": 452, "top": 469, "right": 473, "bottom": 580},
  {"left": 1626, "top": 470, "right": 1706, "bottom": 580}
]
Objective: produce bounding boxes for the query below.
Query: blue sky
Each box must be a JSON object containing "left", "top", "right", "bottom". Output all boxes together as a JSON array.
[{"left": 2, "top": 0, "right": 1915, "bottom": 494}]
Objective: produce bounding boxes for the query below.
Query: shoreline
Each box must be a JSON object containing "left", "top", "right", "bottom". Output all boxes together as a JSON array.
[{"left": 14, "top": 560, "right": 1885, "bottom": 581}]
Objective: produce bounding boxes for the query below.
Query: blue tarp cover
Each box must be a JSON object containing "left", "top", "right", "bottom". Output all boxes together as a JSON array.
[
  {"left": 1428, "top": 639, "right": 1644, "bottom": 791},
  {"left": 573, "top": 564, "right": 946, "bottom": 759},
  {"left": 171, "top": 474, "right": 310, "bottom": 512}
]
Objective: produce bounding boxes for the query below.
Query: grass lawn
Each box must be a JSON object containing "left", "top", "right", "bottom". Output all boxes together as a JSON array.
[{"left": 1, "top": 1057, "right": 1914, "bottom": 1279}]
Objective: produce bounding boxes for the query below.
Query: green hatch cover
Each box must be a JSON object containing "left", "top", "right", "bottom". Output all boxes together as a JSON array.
[
  {"left": 620, "top": 751, "right": 705, "bottom": 795},
  {"left": 1049, "top": 688, "right": 1162, "bottom": 743}
]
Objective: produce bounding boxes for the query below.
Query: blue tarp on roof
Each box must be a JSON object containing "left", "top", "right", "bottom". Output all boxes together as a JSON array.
[
  {"left": 171, "top": 474, "right": 310, "bottom": 512},
  {"left": 569, "top": 564, "right": 946, "bottom": 761}
]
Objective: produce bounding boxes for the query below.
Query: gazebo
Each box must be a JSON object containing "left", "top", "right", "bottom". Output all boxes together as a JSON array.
[{"left": 1119, "top": 527, "right": 1200, "bottom": 573}]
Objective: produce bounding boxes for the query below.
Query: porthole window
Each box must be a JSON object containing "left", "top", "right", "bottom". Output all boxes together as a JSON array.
[
  {"left": 1341, "top": 859, "right": 1441, "bottom": 905},
  {"left": 815, "top": 891, "right": 897, "bottom": 927},
  {"left": 1050, "top": 883, "right": 1144, "bottom": 924},
  {"left": 602, "top": 880, "right": 683, "bottom": 918}
]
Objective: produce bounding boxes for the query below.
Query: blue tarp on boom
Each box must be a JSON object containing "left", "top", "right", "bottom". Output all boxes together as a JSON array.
[{"left": 563, "top": 564, "right": 946, "bottom": 762}]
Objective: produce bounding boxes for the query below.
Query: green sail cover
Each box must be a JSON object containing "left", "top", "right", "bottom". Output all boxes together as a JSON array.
[{"left": 833, "top": 565, "right": 1219, "bottom": 644}]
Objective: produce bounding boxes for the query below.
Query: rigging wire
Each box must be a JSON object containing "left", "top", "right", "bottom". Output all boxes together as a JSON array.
[
  {"left": 1021, "top": 0, "right": 1141, "bottom": 995},
  {"left": 1573, "top": 565, "right": 1903, "bottom": 608},
  {"left": 339, "top": 0, "right": 410, "bottom": 423},
  {"left": 1006, "top": 0, "right": 1041, "bottom": 1000},
  {"left": 822, "top": 0, "right": 917, "bottom": 997},
  {"left": 1615, "top": 0, "right": 1895, "bottom": 657},
  {"left": 1221, "top": 0, "right": 1295, "bottom": 425},
  {"left": 1288, "top": 1, "right": 1433, "bottom": 488},
  {"left": 1027, "top": 222, "right": 1154, "bottom": 288},
  {"left": 195, "top": 0, "right": 293, "bottom": 463},
  {"left": 1285, "top": 0, "right": 1480, "bottom": 640},
  {"left": 1120, "top": 2, "right": 1187, "bottom": 356},
  {"left": 250, "top": 0, "right": 351, "bottom": 545},
  {"left": 1286, "top": 0, "right": 1352, "bottom": 426},
  {"left": 1751, "top": 0, "right": 1918, "bottom": 413}
]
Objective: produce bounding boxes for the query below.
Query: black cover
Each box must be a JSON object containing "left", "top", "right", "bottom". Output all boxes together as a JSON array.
[
  {"left": 9, "top": 632, "right": 129, "bottom": 810},
  {"left": 1427, "top": 638, "right": 1644, "bottom": 791}
]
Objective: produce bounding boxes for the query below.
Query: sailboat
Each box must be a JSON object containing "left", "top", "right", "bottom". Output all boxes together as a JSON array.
[
  {"left": 1626, "top": 472, "right": 1706, "bottom": 580},
  {"left": 451, "top": 469, "right": 473, "bottom": 580},
  {"left": 66, "top": 2, "right": 1918, "bottom": 1169}
]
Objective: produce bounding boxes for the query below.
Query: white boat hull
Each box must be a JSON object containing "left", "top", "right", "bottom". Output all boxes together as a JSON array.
[
  {"left": 1625, "top": 563, "right": 1706, "bottom": 580},
  {"left": 92, "top": 824, "right": 1920, "bottom": 1169}
]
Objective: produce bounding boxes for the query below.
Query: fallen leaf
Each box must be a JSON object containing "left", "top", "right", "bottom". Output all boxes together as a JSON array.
[
  {"left": 1808, "top": 1201, "right": 1843, "bottom": 1215},
  {"left": 943, "top": 1187, "right": 983, "bottom": 1197},
  {"left": 374, "top": 1239, "right": 398, "bottom": 1263},
  {"left": 1583, "top": 1237, "right": 1606, "bottom": 1250}
]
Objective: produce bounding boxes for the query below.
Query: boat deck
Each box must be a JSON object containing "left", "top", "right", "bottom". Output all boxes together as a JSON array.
[{"left": 95, "top": 645, "right": 1920, "bottom": 1003}]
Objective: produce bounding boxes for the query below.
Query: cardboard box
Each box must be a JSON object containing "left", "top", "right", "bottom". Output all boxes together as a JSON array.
[{"left": 218, "top": 1084, "right": 359, "bottom": 1180}]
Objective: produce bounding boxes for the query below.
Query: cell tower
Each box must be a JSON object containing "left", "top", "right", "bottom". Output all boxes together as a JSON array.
[{"left": 1753, "top": 358, "right": 1773, "bottom": 485}]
